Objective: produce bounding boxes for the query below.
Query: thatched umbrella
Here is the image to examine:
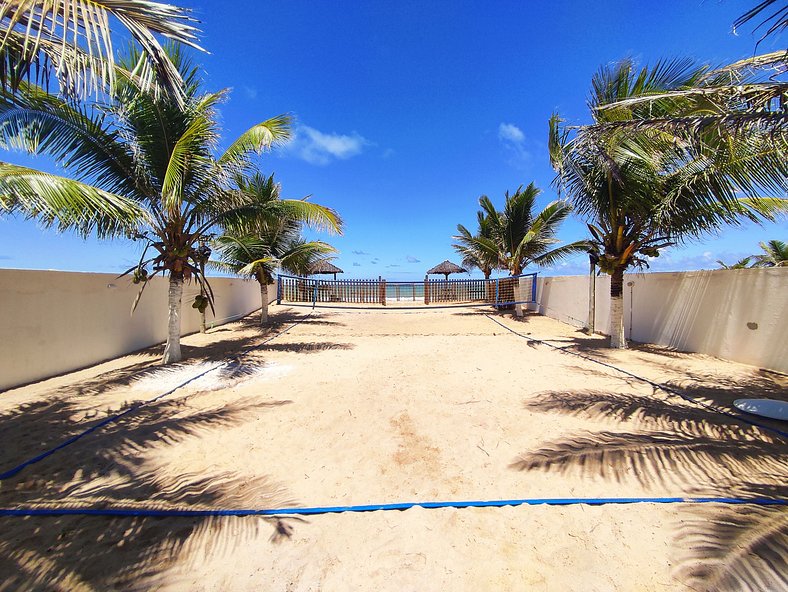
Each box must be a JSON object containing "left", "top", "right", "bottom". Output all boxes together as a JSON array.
[
  {"left": 309, "top": 260, "right": 344, "bottom": 280},
  {"left": 426, "top": 260, "right": 467, "bottom": 281}
]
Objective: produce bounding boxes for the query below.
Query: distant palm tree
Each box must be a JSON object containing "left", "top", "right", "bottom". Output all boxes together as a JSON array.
[
  {"left": 550, "top": 56, "right": 787, "bottom": 348},
  {"left": 717, "top": 257, "right": 753, "bottom": 269},
  {"left": 213, "top": 172, "right": 341, "bottom": 325},
  {"left": 0, "top": 47, "right": 293, "bottom": 364},
  {"left": 0, "top": 1, "right": 201, "bottom": 103},
  {"left": 752, "top": 239, "right": 788, "bottom": 267},
  {"left": 458, "top": 184, "right": 586, "bottom": 316}
]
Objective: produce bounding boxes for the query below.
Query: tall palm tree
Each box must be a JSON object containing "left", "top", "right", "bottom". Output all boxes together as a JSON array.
[
  {"left": 457, "top": 184, "right": 587, "bottom": 316},
  {"left": 549, "top": 56, "right": 787, "bottom": 348},
  {"left": 0, "top": 1, "right": 201, "bottom": 104},
  {"left": 212, "top": 172, "right": 341, "bottom": 325},
  {"left": 752, "top": 239, "right": 788, "bottom": 267},
  {"left": 0, "top": 47, "right": 294, "bottom": 364}
]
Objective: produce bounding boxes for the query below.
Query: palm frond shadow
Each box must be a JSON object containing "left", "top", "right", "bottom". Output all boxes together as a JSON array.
[
  {"left": 513, "top": 383, "right": 787, "bottom": 590},
  {"left": 673, "top": 499, "right": 788, "bottom": 592},
  {"left": 0, "top": 385, "right": 299, "bottom": 589},
  {"left": 260, "top": 342, "right": 355, "bottom": 354},
  {"left": 12, "top": 309, "right": 338, "bottom": 401}
]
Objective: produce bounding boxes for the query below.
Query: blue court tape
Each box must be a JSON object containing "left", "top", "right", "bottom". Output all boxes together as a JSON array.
[
  {"left": 0, "top": 496, "right": 785, "bottom": 519},
  {"left": 485, "top": 315, "right": 788, "bottom": 440},
  {"left": 0, "top": 313, "right": 312, "bottom": 482}
]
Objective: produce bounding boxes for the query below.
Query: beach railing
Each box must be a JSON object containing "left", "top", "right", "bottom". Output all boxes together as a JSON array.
[
  {"left": 277, "top": 273, "right": 537, "bottom": 307},
  {"left": 278, "top": 275, "right": 386, "bottom": 305}
]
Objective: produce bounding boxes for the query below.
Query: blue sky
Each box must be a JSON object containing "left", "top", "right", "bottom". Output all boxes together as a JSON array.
[{"left": 1, "top": 0, "right": 785, "bottom": 279}]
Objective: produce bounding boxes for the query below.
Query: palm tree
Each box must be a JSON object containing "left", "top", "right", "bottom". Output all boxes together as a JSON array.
[
  {"left": 457, "top": 184, "right": 587, "bottom": 316},
  {"left": 452, "top": 209, "right": 499, "bottom": 279},
  {"left": 752, "top": 239, "right": 788, "bottom": 267},
  {"left": 549, "top": 56, "right": 787, "bottom": 348},
  {"left": 212, "top": 172, "right": 341, "bottom": 325},
  {"left": 717, "top": 256, "right": 753, "bottom": 269},
  {"left": 0, "top": 1, "right": 201, "bottom": 104},
  {"left": 0, "top": 47, "right": 293, "bottom": 364}
]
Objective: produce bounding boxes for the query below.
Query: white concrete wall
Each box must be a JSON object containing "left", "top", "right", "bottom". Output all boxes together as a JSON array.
[
  {"left": 0, "top": 270, "right": 272, "bottom": 391},
  {"left": 534, "top": 268, "right": 787, "bottom": 373}
]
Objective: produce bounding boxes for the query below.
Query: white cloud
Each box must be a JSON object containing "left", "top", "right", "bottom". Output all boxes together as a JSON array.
[
  {"left": 498, "top": 122, "right": 525, "bottom": 143},
  {"left": 284, "top": 125, "right": 370, "bottom": 165},
  {"left": 242, "top": 86, "right": 258, "bottom": 100},
  {"left": 497, "top": 122, "right": 531, "bottom": 169}
]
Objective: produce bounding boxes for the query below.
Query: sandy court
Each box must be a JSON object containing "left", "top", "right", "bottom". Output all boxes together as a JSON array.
[{"left": 0, "top": 305, "right": 786, "bottom": 591}]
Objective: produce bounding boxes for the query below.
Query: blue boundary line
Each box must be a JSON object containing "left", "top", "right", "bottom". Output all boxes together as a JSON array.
[
  {"left": 484, "top": 314, "right": 788, "bottom": 440},
  {"left": 0, "top": 313, "right": 312, "bottom": 481},
  {"left": 0, "top": 496, "right": 785, "bottom": 519}
]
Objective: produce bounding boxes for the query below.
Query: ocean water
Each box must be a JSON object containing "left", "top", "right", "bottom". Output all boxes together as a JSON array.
[{"left": 385, "top": 283, "right": 425, "bottom": 300}]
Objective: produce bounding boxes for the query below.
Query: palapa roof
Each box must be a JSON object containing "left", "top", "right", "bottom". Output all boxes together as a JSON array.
[
  {"left": 426, "top": 260, "right": 467, "bottom": 275},
  {"left": 309, "top": 260, "right": 344, "bottom": 275}
]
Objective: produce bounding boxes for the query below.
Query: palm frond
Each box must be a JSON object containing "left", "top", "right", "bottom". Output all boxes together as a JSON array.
[
  {"left": 218, "top": 114, "right": 293, "bottom": 170},
  {"left": 0, "top": 0, "right": 202, "bottom": 103},
  {"left": 0, "top": 82, "right": 144, "bottom": 197},
  {"left": 732, "top": 1, "right": 788, "bottom": 45},
  {"left": 0, "top": 161, "right": 147, "bottom": 237},
  {"left": 279, "top": 240, "right": 337, "bottom": 276}
]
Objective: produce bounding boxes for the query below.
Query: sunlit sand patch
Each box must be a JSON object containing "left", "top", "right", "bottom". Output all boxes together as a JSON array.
[{"left": 130, "top": 361, "right": 292, "bottom": 393}]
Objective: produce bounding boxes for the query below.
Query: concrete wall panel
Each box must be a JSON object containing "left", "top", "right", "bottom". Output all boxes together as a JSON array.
[
  {"left": 0, "top": 270, "right": 264, "bottom": 390},
  {"left": 534, "top": 268, "right": 787, "bottom": 373}
]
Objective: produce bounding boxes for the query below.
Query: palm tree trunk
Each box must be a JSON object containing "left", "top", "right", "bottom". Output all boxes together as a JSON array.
[
  {"left": 260, "top": 281, "right": 269, "bottom": 325},
  {"left": 609, "top": 267, "right": 626, "bottom": 349},
  {"left": 163, "top": 275, "right": 184, "bottom": 364},
  {"left": 484, "top": 270, "right": 493, "bottom": 303},
  {"left": 199, "top": 309, "right": 206, "bottom": 333},
  {"left": 513, "top": 267, "right": 524, "bottom": 317},
  {"left": 587, "top": 259, "right": 596, "bottom": 334}
]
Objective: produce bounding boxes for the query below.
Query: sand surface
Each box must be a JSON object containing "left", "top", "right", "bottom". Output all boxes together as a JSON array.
[{"left": 0, "top": 306, "right": 786, "bottom": 591}]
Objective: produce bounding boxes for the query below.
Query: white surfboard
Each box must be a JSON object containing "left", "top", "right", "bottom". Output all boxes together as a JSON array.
[{"left": 733, "top": 398, "right": 788, "bottom": 421}]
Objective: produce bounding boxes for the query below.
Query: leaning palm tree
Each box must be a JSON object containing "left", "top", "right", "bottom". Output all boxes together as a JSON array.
[
  {"left": 460, "top": 184, "right": 587, "bottom": 316},
  {"left": 752, "top": 239, "right": 788, "bottom": 267},
  {"left": 0, "top": 1, "right": 201, "bottom": 103},
  {"left": 213, "top": 172, "right": 341, "bottom": 325},
  {"left": 0, "top": 47, "right": 293, "bottom": 364},
  {"left": 550, "top": 56, "right": 788, "bottom": 348}
]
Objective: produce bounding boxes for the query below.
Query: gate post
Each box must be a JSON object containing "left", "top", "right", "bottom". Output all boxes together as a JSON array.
[
  {"left": 424, "top": 275, "right": 430, "bottom": 305},
  {"left": 380, "top": 277, "right": 386, "bottom": 306},
  {"left": 276, "top": 275, "right": 282, "bottom": 305},
  {"left": 312, "top": 279, "right": 318, "bottom": 308}
]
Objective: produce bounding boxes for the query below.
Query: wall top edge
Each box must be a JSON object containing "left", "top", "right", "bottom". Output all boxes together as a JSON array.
[{"left": 0, "top": 268, "right": 248, "bottom": 281}]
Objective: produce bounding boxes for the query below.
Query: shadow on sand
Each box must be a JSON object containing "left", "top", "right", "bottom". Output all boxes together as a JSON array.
[
  {"left": 511, "top": 375, "right": 787, "bottom": 591},
  {"left": 0, "top": 310, "right": 328, "bottom": 588}
]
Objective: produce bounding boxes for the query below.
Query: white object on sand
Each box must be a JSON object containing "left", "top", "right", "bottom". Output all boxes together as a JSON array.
[{"left": 733, "top": 398, "right": 788, "bottom": 421}]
